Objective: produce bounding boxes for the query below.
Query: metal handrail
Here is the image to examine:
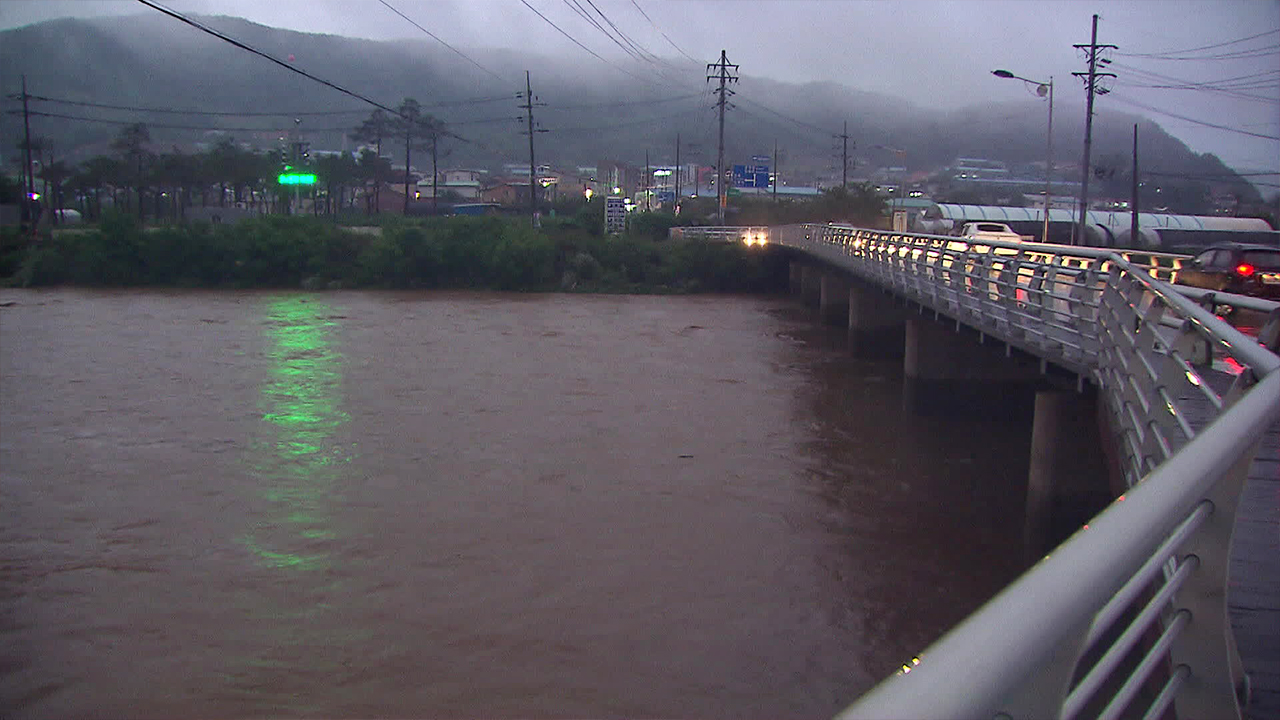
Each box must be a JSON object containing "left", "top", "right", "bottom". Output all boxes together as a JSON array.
[{"left": 748, "top": 223, "right": 1279, "bottom": 719}]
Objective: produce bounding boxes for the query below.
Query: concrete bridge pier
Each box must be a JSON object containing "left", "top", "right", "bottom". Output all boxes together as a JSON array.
[
  {"left": 902, "top": 315, "right": 1041, "bottom": 417},
  {"left": 800, "top": 264, "right": 823, "bottom": 308},
  {"left": 819, "top": 273, "right": 850, "bottom": 326},
  {"left": 1024, "top": 388, "right": 1113, "bottom": 564},
  {"left": 789, "top": 261, "right": 804, "bottom": 296},
  {"left": 847, "top": 282, "right": 907, "bottom": 360}
]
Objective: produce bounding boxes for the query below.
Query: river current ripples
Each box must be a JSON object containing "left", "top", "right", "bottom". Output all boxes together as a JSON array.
[{"left": 1, "top": 288, "right": 1027, "bottom": 718}]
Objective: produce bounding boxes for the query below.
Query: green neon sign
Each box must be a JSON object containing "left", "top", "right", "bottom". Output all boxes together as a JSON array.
[{"left": 278, "top": 173, "right": 317, "bottom": 185}]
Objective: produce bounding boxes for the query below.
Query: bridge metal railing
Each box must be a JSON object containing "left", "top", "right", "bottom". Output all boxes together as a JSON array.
[
  {"left": 668, "top": 225, "right": 771, "bottom": 245},
  {"left": 755, "top": 223, "right": 1280, "bottom": 719}
]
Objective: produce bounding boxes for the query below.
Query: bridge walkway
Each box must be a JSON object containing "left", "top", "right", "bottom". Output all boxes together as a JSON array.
[{"left": 1230, "top": 413, "right": 1279, "bottom": 720}]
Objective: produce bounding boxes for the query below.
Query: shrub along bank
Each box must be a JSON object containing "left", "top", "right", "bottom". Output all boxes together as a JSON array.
[{"left": 4, "top": 211, "right": 788, "bottom": 294}]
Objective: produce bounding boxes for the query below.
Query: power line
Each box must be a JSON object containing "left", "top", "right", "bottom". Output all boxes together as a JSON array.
[
  {"left": 630, "top": 0, "right": 698, "bottom": 63},
  {"left": 375, "top": 0, "right": 507, "bottom": 82},
  {"left": 517, "top": 0, "right": 646, "bottom": 82},
  {"left": 542, "top": 92, "right": 701, "bottom": 110},
  {"left": 543, "top": 107, "right": 704, "bottom": 133},
  {"left": 10, "top": 93, "right": 519, "bottom": 117},
  {"left": 585, "top": 0, "right": 662, "bottom": 67},
  {"left": 734, "top": 94, "right": 831, "bottom": 137},
  {"left": 561, "top": 0, "right": 695, "bottom": 92},
  {"left": 19, "top": 96, "right": 367, "bottom": 116},
  {"left": 565, "top": 0, "right": 643, "bottom": 62},
  {"left": 133, "top": 0, "right": 403, "bottom": 118},
  {"left": 12, "top": 107, "right": 514, "bottom": 132},
  {"left": 1117, "top": 28, "right": 1279, "bottom": 58},
  {"left": 1109, "top": 62, "right": 1280, "bottom": 102},
  {"left": 12, "top": 109, "right": 360, "bottom": 133},
  {"left": 1107, "top": 94, "right": 1280, "bottom": 141},
  {"left": 1112, "top": 80, "right": 1277, "bottom": 104}
]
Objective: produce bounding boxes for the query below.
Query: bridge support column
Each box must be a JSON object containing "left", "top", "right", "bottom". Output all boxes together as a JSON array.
[
  {"left": 819, "top": 273, "right": 849, "bottom": 325},
  {"left": 847, "top": 282, "right": 907, "bottom": 360},
  {"left": 902, "top": 315, "right": 1040, "bottom": 417},
  {"left": 800, "top": 264, "right": 822, "bottom": 307},
  {"left": 789, "top": 261, "right": 804, "bottom": 296},
  {"left": 1024, "top": 388, "right": 1112, "bottom": 564}
]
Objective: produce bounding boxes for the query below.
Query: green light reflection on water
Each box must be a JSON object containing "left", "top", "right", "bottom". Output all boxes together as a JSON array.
[{"left": 239, "top": 295, "right": 353, "bottom": 572}]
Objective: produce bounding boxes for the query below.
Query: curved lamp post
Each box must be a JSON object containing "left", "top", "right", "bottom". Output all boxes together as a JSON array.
[{"left": 993, "top": 69, "right": 1058, "bottom": 244}]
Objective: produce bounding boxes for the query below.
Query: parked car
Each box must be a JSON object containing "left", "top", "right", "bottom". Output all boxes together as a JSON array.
[
  {"left": 1176, "top": 242, "right": 1280, "bottom": 299},
  {"left": 959, "top": 222, "right": 1024, "bottom": 242}
]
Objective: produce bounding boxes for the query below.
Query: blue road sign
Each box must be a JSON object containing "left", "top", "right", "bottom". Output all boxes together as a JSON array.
[{"left": 732, "top": 164, "right": 771, "bottom": 188}]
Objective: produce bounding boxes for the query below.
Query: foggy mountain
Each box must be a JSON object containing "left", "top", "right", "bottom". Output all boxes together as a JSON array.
[{"left": 0, "top": 14, "right": 1258, "bottom": 203}]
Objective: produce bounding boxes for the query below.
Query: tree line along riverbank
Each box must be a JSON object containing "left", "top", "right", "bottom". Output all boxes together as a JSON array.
[{"left": 0, "top": 210, "right": 790, "bottom": 294}]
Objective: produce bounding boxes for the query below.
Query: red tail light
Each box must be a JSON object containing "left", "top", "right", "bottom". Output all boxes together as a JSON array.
[{"left": 1235, "top": 263, "right": 1256, "bottom": 277}]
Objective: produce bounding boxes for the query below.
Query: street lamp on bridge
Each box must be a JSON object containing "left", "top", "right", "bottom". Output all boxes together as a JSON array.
[{"left": 992, "top": 69, "right": 1061, "bottom": 245}]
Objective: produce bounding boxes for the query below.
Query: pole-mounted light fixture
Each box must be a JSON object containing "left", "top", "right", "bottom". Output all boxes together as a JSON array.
[{"left": 992, "top": 68, "right": 1057, "bottom": 244}]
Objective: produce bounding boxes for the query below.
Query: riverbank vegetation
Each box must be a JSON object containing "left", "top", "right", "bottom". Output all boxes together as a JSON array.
[{"left": 2, "top": 208, "right": 790, "bottom": 294}]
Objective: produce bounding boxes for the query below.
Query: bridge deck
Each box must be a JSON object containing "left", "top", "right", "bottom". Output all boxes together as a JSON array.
[{"left": 1231, "top": 413, "right": 1280, "bottom": 720}]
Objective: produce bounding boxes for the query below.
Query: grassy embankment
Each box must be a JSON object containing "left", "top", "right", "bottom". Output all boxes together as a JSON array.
[{"left": 0, "top": 209, "right": 788, "bottom": 294}]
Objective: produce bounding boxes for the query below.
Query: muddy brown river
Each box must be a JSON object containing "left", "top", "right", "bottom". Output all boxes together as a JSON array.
[{"left": 1, "top": 289, "right": 1028, "bottom": 718}]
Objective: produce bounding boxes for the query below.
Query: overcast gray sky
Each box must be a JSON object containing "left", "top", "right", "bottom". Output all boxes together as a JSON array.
[{"left": 3, "top": 0, "right": 1278, "bottom": 185}]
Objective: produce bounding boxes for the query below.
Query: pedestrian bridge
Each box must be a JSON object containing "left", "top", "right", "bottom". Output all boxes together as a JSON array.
[{"left": 674, "top": 224, "right": 1280, "bottom": 719}]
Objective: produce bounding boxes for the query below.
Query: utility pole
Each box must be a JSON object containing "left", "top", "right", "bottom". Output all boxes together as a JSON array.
[
  {"left": 675, "top": 133, "right": 681, "bottom": 204},
  {"left": 518, "top": 70, "right": 547, "bottom": 226},
  {"left": 645, "top": 149, "right": 651, "bottom": 212},
  {"left": 835, "top": 121, "right": 851, "bottom": 189},
  {"left": 1130, "top": 123, "right": 1139, "bottom": 246},
  {"left": 1072, "top": 13, "right": 1116, "bottom": 245},
  {"left": 294, "top": 118, "right": 304, "bottom": 216},
  {"left": 431, "top": 132, "right": 440, "bottom": 214},
  {"left": 401, "top": 106, "right": 415, "bottom": 215},
  {"left": 773, "top": 139, "right": 778, "bottom": 202},
  {"left": 707, "top": 49, "right": 738, "bottom": 224},
  {"left": 20, "top": 75, "right": 34, "bottom": 205}
]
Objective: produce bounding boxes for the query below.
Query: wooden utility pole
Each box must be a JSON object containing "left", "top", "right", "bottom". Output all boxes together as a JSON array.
[
  {"left": 707, "top": 50, "right": 738, "bottom": 224},
  {"left": 773, "top": 139, "right": 778, "bottom": 202},
  {"left": 675, "top": 133, "right": 681, "bottom": 203},
  {"left": 519, "top": 71, "right": 547, "bottom": 225},
  {"left": 20, "top": 75, "right": 34, "bottom": 204},
  {"left": 1130, "top": 123, "right": 1139, "bottom": 245},
  {"left": 1072, "top": 13, "right": 1117, "bottom": 245},
  {"left": 645, "top": 149, "right": 651, "bottom": 212}
]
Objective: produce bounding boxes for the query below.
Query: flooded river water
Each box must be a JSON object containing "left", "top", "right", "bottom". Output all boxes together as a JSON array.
[{"left": 1, "top": 289, "right": 1028, "bottom": 718}]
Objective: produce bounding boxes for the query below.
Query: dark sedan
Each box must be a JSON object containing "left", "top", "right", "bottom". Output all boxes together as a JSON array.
[{"left": 1176, "top": 242, "right": 1280, "bottom": 299}]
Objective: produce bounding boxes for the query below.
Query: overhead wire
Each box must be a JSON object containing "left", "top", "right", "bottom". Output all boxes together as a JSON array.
[
  {"left": 1104, "top": 95, "right": 1280, "bottom": 141},
  {"left": 15, "top": 109, "right": 361, "bottom": 133},
  {"left": 564, "top": 0, "right": 643, "bottom": 62},
  {"left": 585, "top": 0, "right": 661, "bottom": 66},
  {"left": 516, "top": 0, "right": 654, "bottom": 87},
  {"left": 1116, "top": 28, "right": 1279, "bottom": 59},
  {"left": 132, "top": 0, "right": 475, "bottom": 143},
  {"left": 375, "top": 0, "right": 507, "bottom": 82},
  {"left": 17, "top": 94, "right": 516, "bottom": 116},
  {"left": 133, "top": 0, "right": 400, "bottom": 117},
  {"left": 733, "top": 95, "right": 834, "bottom": 138},
  {"left": 542, "top": 105, "right": 708, "bottom": 134},
  {"left": 542, "top": 92, "right": 702, "bottom": 110},
  {"left": 630, "top": 0, "right": 699, "bottom": 64},
  {"left": 1110, "top": 62, "right": 1280, "bottom": 103}
]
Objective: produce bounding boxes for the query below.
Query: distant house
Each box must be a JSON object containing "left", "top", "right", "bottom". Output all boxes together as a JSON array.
[{"left": 481, "top": 179, "right": 533, "bottom": 207}]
